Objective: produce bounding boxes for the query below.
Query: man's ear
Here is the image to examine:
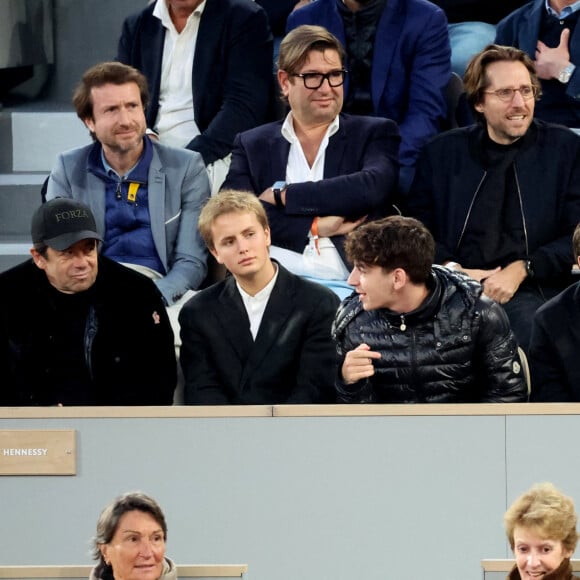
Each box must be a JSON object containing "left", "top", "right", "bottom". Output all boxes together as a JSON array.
[
  {"left": 84, "top": 116, "right": 95, "bottom": 134},
  {"left": 277, "top": 70, "right": 291, "bottom": 97},
  {"left": 209, "top": 247, "right": 223, "bottom": 265},
  {"left": 392, "top": 268, "right": 408, "bottom": 290},
  {"left": 30, "top": 248, "right": 47, "bottom": 270}
]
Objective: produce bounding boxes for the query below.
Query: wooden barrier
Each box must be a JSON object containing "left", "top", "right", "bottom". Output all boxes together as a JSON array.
[
  {"left": 482, "top": 559, "right": 580, "bottom": 579},
  {"left": 0, "top": 565, "right": 247, "bottom": 579},
  {"left": 2, "top": 404, "right": 580, "bottom": 580}
]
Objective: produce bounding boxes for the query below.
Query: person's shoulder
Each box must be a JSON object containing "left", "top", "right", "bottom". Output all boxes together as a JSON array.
[
  {"left": 0, "top": 259, "right": 38, "bottom": 293},
  {"left": 237, "top": 120, "right": 284, "bottom": 143},
  {"left": 535, "top": 282, "right": 580, "bottom": 322},
  {"left": 97, "top": 258, "right": 159, "bottom": 292},
  {"left": 123, "top": 1, "right": 156, "bottom": 22},
  {"left": 332, "top": 292, "right": 364, "bottom": 338},
  {"left": 213, "top": 0, "right": 268, "bottom": 18},
  {"left": 339, "top": 113, "right": 398, "bottom": 134},
  {"left": 404, "top": 0, "right": 446, "bottom": 17},
  {"left": 497, "top": 0, "right": 536, "bottom": 26},
  {"left": 57, "top": 143, "right": 93, "bottom": 164},
  {"left": 534, "top": 119, "right": 580, "bottom": 145},
  {"left": 151, "top": 140, "right": 203, "bottom": 165},
  {"left": 276, "top": 266, "right": 339, "bottom": 304},
  {"left": 181, "top": 278, "right": 231, "bottom": 312},
  {"left": 427, "top": 126, "right": 476, "bottom": 148}
]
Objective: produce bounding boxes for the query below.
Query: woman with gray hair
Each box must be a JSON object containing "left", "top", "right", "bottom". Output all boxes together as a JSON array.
[{"left": 91, "top": 491, "right": 177, "bottom": 580}]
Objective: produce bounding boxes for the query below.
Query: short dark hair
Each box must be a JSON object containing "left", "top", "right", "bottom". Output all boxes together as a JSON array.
[
  {"left": 92, "top": 491, "right": 167, "bottom": 564},
  {"left": 463, "top": 44, "right": 541, "bottom": 123},
  {"left": 73, "top": 61, "right": 149, "bottom": 123},
  {"left": 345, "top": 216, "right": 434, "bottom": 284}
]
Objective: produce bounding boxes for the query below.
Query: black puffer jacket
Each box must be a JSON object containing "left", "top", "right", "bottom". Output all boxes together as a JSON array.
[{"left": 332, "top": 266, "right": 527, "bottom": 403}]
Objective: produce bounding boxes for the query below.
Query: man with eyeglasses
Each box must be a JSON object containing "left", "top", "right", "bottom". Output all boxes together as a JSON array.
[
  {"left": 408, "top": 44, "right": 580, "bottom": 352},
  {"left": 222, "top": 24, "right": 400, "bottom": 298},
  {"left": 286, "top": 0, "right": 451, "bottom": 195},
  {"left": 496, "top": 0, "right": 580, "bottom": 129}
]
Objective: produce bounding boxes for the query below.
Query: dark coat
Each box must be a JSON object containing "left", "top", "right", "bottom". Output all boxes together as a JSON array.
[
  {"left": 0, "top": 257, "right": 176, "bottom": 406},
  {"left": 332, "top": 266, "right": 527, "bottom": 403},
  {"left": 179, "top": 263, "right": 340, "bottom": 404},
  {"left": 117, "top": 0, "right": 273, "bottom": 165},
  {"left": 529, "top": 280, "right": 580, "bottom": 401},
  {"left": 408, "top": 121, "right": 580, "bottom": 284},
  {"left": 430, "top": 0, "right": 527, "bottom": 24},
  {"left": 222, "top": 113, "right": 400, "bottom": 253}
]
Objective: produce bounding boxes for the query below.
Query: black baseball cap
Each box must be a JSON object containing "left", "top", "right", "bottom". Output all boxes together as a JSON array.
[{"left": 31, "top": 198, "right": 103, "bottom": 251}]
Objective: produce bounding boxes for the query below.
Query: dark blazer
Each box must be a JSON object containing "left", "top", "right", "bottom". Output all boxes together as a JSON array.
[
  {"left": 178, "top": 263, "right": 340, "bottom": 404},
  {"left": 117, "top": 0, "right": 273, "bottom": 165},
  {"left": 287, "top": 0, "right": 450, "bottom": 170},
  {"left": 222, "top": 113, "right": 400, "bottom": 253},
  {"left": 529, "top": 281, "right": 580, "bottom": 401}
]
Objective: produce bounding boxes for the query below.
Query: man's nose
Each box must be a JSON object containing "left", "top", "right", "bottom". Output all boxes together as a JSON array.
[
  {"left": 347, "top": 269, "right": 358, "bottom": 286},
  {"left": 511, "top": 89, "right": 526, "bottom": 106}
]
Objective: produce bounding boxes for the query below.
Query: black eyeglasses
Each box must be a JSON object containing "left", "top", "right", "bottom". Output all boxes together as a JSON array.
[
  {"left": 290, "top": 69, "right": 348, "bottom": 90},
  {"left": 483, "top": 85, "right": 537, "bottom": 102}
]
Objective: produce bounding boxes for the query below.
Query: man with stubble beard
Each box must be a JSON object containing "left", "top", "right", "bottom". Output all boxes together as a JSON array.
[{"left": 408, "top": 45, "right": 580, "bottom": 352}]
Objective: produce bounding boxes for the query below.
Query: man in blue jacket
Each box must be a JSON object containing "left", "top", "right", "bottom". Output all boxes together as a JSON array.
[
  {"left": 496, "top": 0, "right": 580, "bottom": 129},
  {"left": 287, "top": 0, "right": 451, "bottom": 193}
]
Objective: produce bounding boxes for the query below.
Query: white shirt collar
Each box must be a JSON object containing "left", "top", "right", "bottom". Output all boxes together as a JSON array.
[
  {"left": 153, "top": 0, "right": 206, "bottom": 31},
  {"left": 281, "top": 111, "right": 340, "bottom": 144}
]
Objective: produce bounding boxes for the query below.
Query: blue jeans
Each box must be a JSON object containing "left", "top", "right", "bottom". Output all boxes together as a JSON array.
[{"left": 448, "top": 22, "right": 496, "bottom": 76}]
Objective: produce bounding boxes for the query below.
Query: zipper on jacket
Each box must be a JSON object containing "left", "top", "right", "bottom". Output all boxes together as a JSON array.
[
  {"left": 456, "top": 171, "right": 487, "bottom": 253},
  {"left": 513, "top": 163, "right": 545, "bottom": 300}
]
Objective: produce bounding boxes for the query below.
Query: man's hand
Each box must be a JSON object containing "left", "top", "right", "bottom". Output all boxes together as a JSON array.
[
  {"left": 317, "top": 215, "right": 366, "bottom": 237},
  {"left": 535, "top": 28, "right": 572, "bottom": 80},
  {"left": 458, "top": 266, "right": 501, "bottom": 283},
  {"left": 482, "top": 260, "right": 527, "bottom": 304},
  {"left": 259, "top": 186, "right": 286, "bottom": 206},
  {"left": 341, "top": 343, "right": 382, "bottom": 384}
]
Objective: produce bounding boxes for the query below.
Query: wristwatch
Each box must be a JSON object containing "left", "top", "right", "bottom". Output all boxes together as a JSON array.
[
  {"left": 558, "top": 63, "right": 576, "bottom": 84},
  {"left": 525, "top": 259, "right": 535, "bottom": 279},
  {"left": 272, "top": 181, "right": 287, "bottom": 209}
]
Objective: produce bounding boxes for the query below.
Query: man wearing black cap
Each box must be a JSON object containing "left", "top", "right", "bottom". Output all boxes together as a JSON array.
[{"left": 0, "top": 198, "right": 176, "bottom": 406}]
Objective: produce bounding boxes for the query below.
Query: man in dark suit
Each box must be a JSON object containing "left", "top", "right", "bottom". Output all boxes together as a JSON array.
[
  {"left": 286, "top": 0, "right": 451, "bottom": 193},
  {"left": 222, "top": 25, "right": 400, "bottom": 296},
  {"left": 117, "top": 0, "right": 273, "bottom": 193},
  {"left": 179, "top": 190, "right": 340, "bottom": 404}
]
